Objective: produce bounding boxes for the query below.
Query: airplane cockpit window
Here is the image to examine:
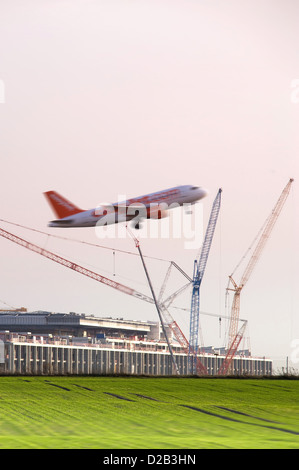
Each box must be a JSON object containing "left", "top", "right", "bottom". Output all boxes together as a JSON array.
[{"left": 191, "top": 186, "right": 200, "bottom": 190}]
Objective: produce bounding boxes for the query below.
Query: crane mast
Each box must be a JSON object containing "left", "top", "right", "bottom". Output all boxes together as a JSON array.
[
  {"left": 126, "top": 227, "right": 208, "bottom": 375},
  {"left": 189, "top": 189, "right": 222, "bottom": 373},
  {"left": 217, "top": 321, "right": 247, "bottom": 376},
  {"left": 223, "top": 178, "right": 294, "bottom": 374},
  {"left": 125, "top": 227, "right": 180, "bottom": 375}
]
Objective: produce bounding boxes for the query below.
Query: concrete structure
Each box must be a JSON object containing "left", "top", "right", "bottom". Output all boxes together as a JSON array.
[
  {"left": 0, "top": 311, "right": 165, "bottom": 340},
  {"left": 0, "top": 331, "right": 272, "bottom": 376}
]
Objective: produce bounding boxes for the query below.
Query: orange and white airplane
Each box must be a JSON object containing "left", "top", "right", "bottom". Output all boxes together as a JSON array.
[{"left": 44, "top": 185, "right": 208, "bottom": 229}]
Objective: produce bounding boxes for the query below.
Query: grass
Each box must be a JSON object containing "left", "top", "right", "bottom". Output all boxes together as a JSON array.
[{"left": 0, "top": 376, "right": 298, "bottom": 449}]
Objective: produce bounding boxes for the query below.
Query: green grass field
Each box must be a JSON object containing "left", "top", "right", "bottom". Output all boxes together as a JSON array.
[{"left": 0, "top": 376, "right": 298, "bottom": 449}]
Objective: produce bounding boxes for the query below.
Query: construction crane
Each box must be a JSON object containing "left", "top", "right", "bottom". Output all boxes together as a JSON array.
[
  {"left": 0, "top": 224, "right": 208, "bottom": 374},
  {"left": 126, "top": 226, "right": 208, "bottom": 375},
  {"left": 218, "top": 178, "right": 294, "bottom": 375},
  {"left": 125, "top": 226, "right": 180, "bottom": 375},
  {"left": 153, "top": 190, "right": 222, "bottom": 375},
  {"left": 189, "top": 188, "right": 222, "bottom": 373}
]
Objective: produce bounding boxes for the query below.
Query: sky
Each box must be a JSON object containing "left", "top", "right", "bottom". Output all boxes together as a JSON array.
[{"left": 0, "top": 0, "right": 298, "bottom": 371}]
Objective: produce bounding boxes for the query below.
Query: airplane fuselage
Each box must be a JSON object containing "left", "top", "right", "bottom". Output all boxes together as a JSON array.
[{"left": 46, "top": 185, "right": 208, "bottom": 228}]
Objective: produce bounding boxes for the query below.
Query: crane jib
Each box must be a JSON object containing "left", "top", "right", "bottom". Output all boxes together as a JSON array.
[{"left": 0, "top": 227, "right": 153, "bottom": 304}]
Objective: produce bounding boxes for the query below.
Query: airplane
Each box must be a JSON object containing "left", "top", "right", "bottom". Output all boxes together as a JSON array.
[{"left": 44, "top": 185, "right": 208, "bottom": 229}]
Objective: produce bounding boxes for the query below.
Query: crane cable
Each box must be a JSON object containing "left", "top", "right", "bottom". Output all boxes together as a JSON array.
[
  {"left": 229, "top": 213, "right": 270, "bottom": 281},
  {"left": 0, "top": 299, "right": 16, "bottom": 310},
  {"left": 0, "top": 218, "right": 171, "bottom": 263}
]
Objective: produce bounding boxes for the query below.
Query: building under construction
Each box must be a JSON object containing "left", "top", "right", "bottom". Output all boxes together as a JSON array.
[{"left": 0, "top": 311, "right": 272, "bottom": 376}]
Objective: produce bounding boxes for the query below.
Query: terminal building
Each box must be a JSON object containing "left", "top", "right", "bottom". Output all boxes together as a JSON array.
[{"left": 0, "top": 310, "right": 272, "bottom": 376}]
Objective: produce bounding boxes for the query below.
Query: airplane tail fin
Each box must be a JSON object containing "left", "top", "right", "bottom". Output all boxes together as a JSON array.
[{"left": 44, "top": 191, "right": 84, "bottom": 219}]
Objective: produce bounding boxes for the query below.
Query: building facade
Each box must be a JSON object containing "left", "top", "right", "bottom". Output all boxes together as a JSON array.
[{"left": 0, "top": 330, "right": 272, "bottom": 376}]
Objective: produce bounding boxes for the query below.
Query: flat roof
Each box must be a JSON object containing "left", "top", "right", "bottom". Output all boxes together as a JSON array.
[{"left": 0, "top": 311, "right": 156, "bottom": 332}]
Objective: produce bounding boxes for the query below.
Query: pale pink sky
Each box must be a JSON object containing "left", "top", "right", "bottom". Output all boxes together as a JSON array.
[{"left": 0, "top": 0, "right": 298, "bottom": 369}]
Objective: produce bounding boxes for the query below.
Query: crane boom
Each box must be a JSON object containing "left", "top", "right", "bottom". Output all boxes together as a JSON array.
[
  {"left": 196, "top": 188, "right": 222, "bottom": 278},
  {"left": 189, "top": 189, "right": 222, "bottom": 371},
  {"left": 0, "top": 226, "right": 154, "bottom": 305},
  {"left": 125, "top": 226, "right": 207, "bottom": 375},
  {"left": 238, "top": 179, "right": 294, "bottom": 290},
  {"left": 161, "top": 282, "right": 191, "bottom": 309},
  {"left": 223, "top": 178, "right": 294, "bottom": 374}
]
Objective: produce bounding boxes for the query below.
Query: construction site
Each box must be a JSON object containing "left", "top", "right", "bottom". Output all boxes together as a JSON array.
[{"left": 0, "top": 179, "right": 294, "bottom": 376}]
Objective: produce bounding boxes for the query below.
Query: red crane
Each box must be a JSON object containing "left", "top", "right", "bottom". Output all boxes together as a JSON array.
[
  {"left": 218, "top": 178, "right": 294, "bottom": 375},
  {"left": 0, "top": 224, "right": 208, "bottom": 374}
]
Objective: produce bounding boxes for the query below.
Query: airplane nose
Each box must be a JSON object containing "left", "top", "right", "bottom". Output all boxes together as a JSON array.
[{"left": 199, "top": 187, "right": 209, "bottom": 198}]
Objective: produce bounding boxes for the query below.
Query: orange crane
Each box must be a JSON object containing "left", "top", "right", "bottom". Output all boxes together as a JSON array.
[{"left": 218, "top": 178, "right": 294, "bottom": 375}]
